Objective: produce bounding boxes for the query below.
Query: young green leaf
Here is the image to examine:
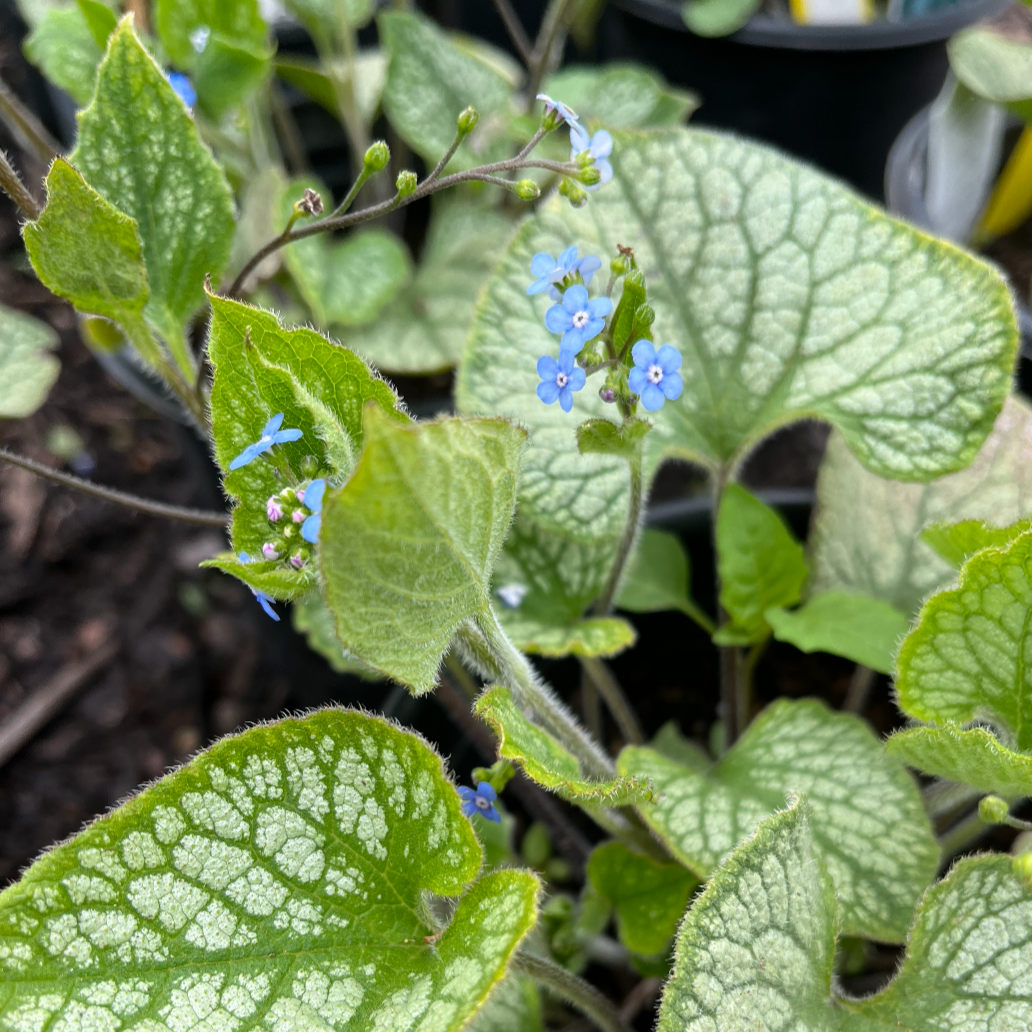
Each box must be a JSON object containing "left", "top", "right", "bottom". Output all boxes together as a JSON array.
[
  {"left": 896, "top": 529, "right": 1032, "bottom": 749},
  {"left": 949, "top": 19, "right": 1032, "bottom": 121},
  {"left": 0, "top": 709, "right": 540, "bottom": 1032},
  {"left": 293, "top": 596, "right": 383, "bottom": 679},
  {"left": 765, "top": 591, "right": 910, "bottom": 674},
  {"left": 350, "top": 198, "right": 515, "bottom": 375},
  {"left": 203, "top": 552, "right": 315, "bottom": 600},
  {"left": 467, "top": 975, "right": 543, "bottom": 1032},
  {"left": 0, "top": 303, "right": 60, "bottom": 418},
  {"left": 459, "top": 130, "right": 1017, "bottom": 560},
  {"left": 192, "top": 35, "right": 272, "bottom": 121},
  {"left": 809, "top": 395, "right": 1032, "bottom": 617},
  {"left": 576, "top": 416, "right": 651, "bottom": 461},
  {"left": 682, "top": 0, "right": 762, "bottom": 37},
  {"left": 587, "top": 841, "right": 697, "bottom": 956},
  {"left": 72, "top": 19, "right": 235, "bottom": 374},
  {"left": 659, "top": 799, "right": 1032, "bottom": 1031},
  {"left": 379, "top": 10, "right": 512, "bottom": 168},
  {"left": 154, "top": 0, "right": 268, "bottom": 70},
  {"left": 618, "top": 698, "right": 938, "bottom": 941},
  {"left": 495, "top": 616, "right": 636, "bottom": 659},
  {"left": 886, "top": 725, "right": 1032, "bottom": 798},
  {"left": 282, "top": 0, "right": 372, "bottom": 50},
  {"left": 474, "top": 685, "right": 651, "bottom": 807},
  {"left": 921, "top": 517, "right": 1032, "bottom": 568},
  {"left": 319, "top": 408, "right": 526, "bottom": 693},
  {"left": 542, "top": 65, "right": 697, "bottom": 128},
  {"left": 77, "top": 0, "right": 117, "bottom": 48},
  {"left": 714, "top": 484, "right": 807, "bottom": 645},
  {"left": 23, "top": 4, "right": 103, "bottom": 106}
]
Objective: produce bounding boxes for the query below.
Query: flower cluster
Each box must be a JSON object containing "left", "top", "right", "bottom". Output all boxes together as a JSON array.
[{"left": 458, "top": 782, "right": 501, "bottom": 823}]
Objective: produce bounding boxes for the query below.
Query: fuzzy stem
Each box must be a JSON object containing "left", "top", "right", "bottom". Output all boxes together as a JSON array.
[
  {"left": 527, "top": 0, "right": 576, "bottom": 103},
  {"left": 938, "top": 807, "right": 992, "bottom": 859},
  {"left": 491, "top": 0, "right": 534, "bottom": 67},
  {"left": 0, "top": 449, "right": 228, "bottom": 526},
  {"left": 680, "top": 598, "right": 717, "bottom": 636},
  {"left": 595, "top": 446, "right": 644, "bottom": 615},
  {"left": 580, "top": 656, "right": 643, "bottom": 745},
  {"left": 0, "top": 148, "right": 41, "bottom": 219},
  {"left": 0, "top": 76, "right": 60, "bottom": 165},
  {"left": 513, "top": 953, "right": 634, "bottom": 1032}
]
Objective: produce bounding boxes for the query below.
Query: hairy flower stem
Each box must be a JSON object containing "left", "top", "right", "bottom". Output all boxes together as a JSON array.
[
  {"left": 0, "top": 148, "right": 41, "bottom": 219},
  {"left": 0, "top": 75, "right": 60, "bottom": 165},
  {"left": 228, "top": 147, "right": 571, "bottom": 296},
  {"left": 0, "top": 449, "right": 229, "bottom": 526},
  {"left": 938, "top": 806, "right": 992, "bottom": 860},
  {"left": 580, "top": 656, "right": 643, "bottom": 745},
  {"left": 595, "top": 444, "right": 643, "bottom": 615},
  {"left": 490, "top": 0, "right": 534, "bottom": 67},
  {"left": 513, "top": 953, "right": 635, "bottom": 1032},
  {"left": 711, "top": 463, "right": 743, "bottom": 745},
  {"left": 526, "top": 0, "right": 577, "bottom": 104}
]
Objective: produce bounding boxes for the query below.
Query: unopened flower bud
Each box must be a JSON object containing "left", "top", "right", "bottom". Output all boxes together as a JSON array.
[
  {"left": 559, "top": 177, "right": 587, "bottom": 208},
  {"left": 267, "top": 496, "right": 284, "bottom": 521},
  {"left": 295, "top": 188, "right": 323, "bottom": 217},
  {"left": 610, "top": 254, "right": 631, "bottom": 277},
  {"left": 578, "top": 166, "right": 602, "bottom": 187},
  {"left": 364, "top": 140, "right": 390, "bottom": 172},
  {"left": 279, "top": 487, "right": 297, "bottom": 504},
  {"left": 300, "top": 455, "right": 320, "bottom": 478},
  {"left": 396, "top": 170, "right": 418, "bottom": 198},
  {"left": 292, "top": 509, "right": 306, "bottom": 524},
  {"left": 289, "top": 553, "right": 307, "bottom": 569},
  {"left": 638, "top": 304, "right": 655, "bottom": 326},
  {"left": 261, "top": 542, "right": 281, "bottom": 560},
  {"left": 1013, "top": 850, "right": 1032, "bottom": 887},
  {"left": 514, "top": 179, "right": 540, "bottom": 201},
  {"left": 979, "top": 795, "right": 1011, "bottom": 825},
  {"left": 457, "top": 106, "right": 479, "bottom": 135},
  {"left": 599, "top": 387, "right": 615, "bottom": 403}
]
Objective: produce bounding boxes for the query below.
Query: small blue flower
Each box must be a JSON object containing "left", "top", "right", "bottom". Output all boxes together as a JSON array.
[
  {"left": 229, "top": 413, "right": 303, "bottom": 471},
  {"left": 458, "top": 782, "right": 501, "bottom": 823},
  {"left": 527, "top": 246, "right": 602, "bottom": 299},
  {"left": 537, "top": 351, "right": 586, "bottom": 413},
  {"left": 239, "top": 552, "right": 281, "bottom": 621},
  {"left": 628, "top": 340, "right": 683, "bottom": 412},
  {"left": 300, "top": 478, "right": 325, "bottom": 543},
  {"left": 168, "top": 72, "right": 196, "bottom": 110},
  {"left": 570, "top": 126, "right": 613, "bottom": 189},
  {"left": 545, "top": 284, "right": 613, "bottom": 354},
  {"left": 536, "top": 93, "right": 582, "bottom": 132}
]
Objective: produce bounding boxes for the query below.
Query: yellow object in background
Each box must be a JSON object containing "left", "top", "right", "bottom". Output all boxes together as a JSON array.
[
  {"left": 976, "top": 126, "right": 1032, "bottom": 243},
  {"left": 789, "top": 0, "right": 873, "bottom": 24}
]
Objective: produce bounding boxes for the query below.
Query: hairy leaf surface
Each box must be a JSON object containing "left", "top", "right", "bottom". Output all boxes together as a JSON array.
[
  {"left": 810, "top": 395, "right": 1032, "bottom": 616},
  {"left": 474, "top": 686, "right": 651, "bottom": 806},
  {"left": 618, "top": 699, "right": 937, "bottom": 940},
  {"left": 0, "top": 303, "right": 59, "bottom": 419},
  {"left": 320, "top": 409, "right": 525, "bottom": 692},
  {"left": 23, "top": 4, "right": 102, "bottom": 105},
  {"left": 0, "top": 710, "right": 540, "bottom": 1032}
]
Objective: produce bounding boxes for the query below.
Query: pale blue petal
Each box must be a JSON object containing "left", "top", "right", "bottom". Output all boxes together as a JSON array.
[
  {"left": 591, "top": 130, "right": 613, "bottom": 158},
  {"left": 570, "top": 124, "right": 590, "bottom": 153},
  {"left": 641, "top": 383, "right": 666, "bottom": 411},
  {"left": 582, "top": 317, "right": 605, "bottom": 341},
  {"left": 631, "top": 339, "right": 657, "bottom": 367},
  {"left": 531, "top": 253, "right": 556, "bottom": 277},
  {"left": 557, "top": 350, "right": 577, "bottom": 375},
  {"left": 263, "top": 412, "right": 284, "bottom": 436},
  {"left": 527, "top": 277, "right": 551, "bottom": 295},
  {"left": 595, "top": 159, "right": 613, "bottom": 186},
  {"left": 537, "top": 355, "right": 559, "bottom": 379},
  {"left": 461, "top": 800, "right": 476, "bottom": 817},
  {"left": 568, "top": 367, "right": 586, "bottom": 391},
  {"left": 560, "top": 328, "right": 583, "bottom": 353},
  {"left": 483, "top": 805, "right": 502, "bottom": 823},
  {"left": 272, "top": 427, "right": 303, "bottom": 444},
  {"left": 305, "top": 478, "right": 326, "bottom": 513},
  {"left": 628, "top": 366, "right": 647, "bottom": 394},
  {"left": 577, "top": 256, "right": 602, "bottom": 284},
  {"left": 558, "top": 245, "right": 579, "bottom": 271},
  {"left": 478, "top": 782, "right": 497, "bottom": 802},
  {"left": 661, "top": 372, "right": 683, "bottom": 400},
  {"left": 548, "top": 285, "right": 562, "bottom": 302},
  {"left": 559, "top": 386, "right": 574, "bottom": 412},
  {"left": 657, "top": 344, "right": 682, "bottom": 374},
  {"left": 458, "top": 786, "right": 478, "bottom": 803},
  {"left": 301, "top": 512, "right": 321, "bottom": 543},
  {"left": 537, "top": 380, "right": 561, "bottom": 404},
  {"left": 562, "top": 284, "right": 588, "bottom": 313},
  {"left": 256, "top": 593, "right": 280, "bottom": 621},
  {"left": 229, "top": 442, "right": 262, "bottom": 470},
  {"left": 545, "top": 305, "right": 572, "bottom": 333},
  {"left": 587, "top": 296, "right": 613, "bottom": 318}
]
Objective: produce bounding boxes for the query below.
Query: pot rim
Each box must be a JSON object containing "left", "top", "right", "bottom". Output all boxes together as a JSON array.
[{"left": 610, "top": 0, "right": 1008, "bottom": 50}]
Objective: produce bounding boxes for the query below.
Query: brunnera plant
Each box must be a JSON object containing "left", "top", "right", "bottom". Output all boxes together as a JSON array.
[{"left": 1, "top": 2, "right": 1032, "bottom": 1030}]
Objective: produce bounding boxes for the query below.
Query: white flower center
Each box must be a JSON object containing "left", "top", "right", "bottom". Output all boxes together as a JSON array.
[
  {"left": 475, "top": 796, "right": 490, "bottom": 810},
  {"left": 646, "top": 363, "right": 664, "bottom": 385},
  {"left": 571, "top": 310, "right": 589, "bottom": 329},
  {"left": 555, "top": 372, "right": 569, "bottom": 389}
]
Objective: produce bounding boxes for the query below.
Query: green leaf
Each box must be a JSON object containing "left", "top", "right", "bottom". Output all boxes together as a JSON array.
[
  {"left": 576, "top": 416, "right": 651, "bottom": 460},
  {"left": 950, "top": 19, "right": 1032, "bottom": 119},
  {"left": 921, "top": 517, "right": 1032, "bottom": 568},
  {"left": 0, "top": 303, "right": 60, "bottom": 418},
  {"left": 72, "top": 19, "right": 235, "bottom": 373},
  {"left": 458, "top": 129, "right": 1017, "bottom": 558},
  {"left": 714, "top": 483, "right": 807, "bottom": 645},
  {"left": 319, "top": 408, "right": 526, "bottom": 693},
  {"left": 276, "top": 53, "right": 387, "bottom": 125},
  {"left": 292, "top": 596, "right": 383, "bottom": 679},
  {"left": 193, "top": 36, "right": 272, "bottom": 122},
  {"left": 809, "top": 395, "right": 1032, "bottom": 617},
  {"left": 682, "top": 0, "right": 762, "bottom": 37},
  {"left": 349, "top": 196, "right": 514, "bottom": 375},
  {"left": 0, "top": 709, "right": 540, "bottom": 1032},
  {"left": 279, "top": 177, "right": 410, "bottom": 329},
  {"left": 474, "top": 685, "right": 651, "bottom": 807},
  {"left": 618, "top": 698, "right": 938, "bottom": 941},
  {"left": 649, "top": 720, "right": 712, "bottom": 770},
  {"left": 283, "top": 0, "right": 372, "bottom": 50},
  {"left": 228, "top": 165, "right": 288, "bottom": 287},
  {"left": 765, "top": 591, "right": 910, "bottom": 674},
  {"left": 587, "top": 841, "right": 697, "bottom": 956},
  {"left": 659, "top": 799, "right": 1032, "bottom": 1032},
  {"left": 23, "top": 5, "right": 102, "bottom": 106},
  {"left": 542, "top": 64, "right": 697, "bottom": 128},
  {"left": 494, "top": 616, "right": 635, "bottom": 658},
  {"left": 379, "top": 10, "right": 512, "bottom": 169},
  {"left": 154, "top": 0, "right": 268, "bottom": 69},
  {"left": 886, "top": 725, "right": 1032, "bottom": 799},
  {"left": 77, "top": 0, "right": 117, "bottom": 48},
  {"left": 617, "top": 528, "right": 698, "bottom": 617},
  {"left": 203, "top": 553, "right": 316, "bottom": 601},
  {"left": 206, "top": 294, "right": 403, "bottom": 580},
  {"left": 896, "top": 528, "right": 1032, "bottom": 749},
  {"left": 467, "top": 976, "right": 543, "bottom": 1032}
]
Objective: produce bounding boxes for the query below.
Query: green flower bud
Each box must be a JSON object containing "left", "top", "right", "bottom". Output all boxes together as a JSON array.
[
  {"left": 514, "top": 179, "right": 540, "bottom": 201},
  {"left": 609, "top": 254, "right": 631, "bottom": 278},
  {"left": 363, "top": 140, "right": 390, "bottom": 172},
  {"left": 457, "top": 105, "right": 479, "bottom": 135},
  {"left": 1013, "top": 849, "right": 1032, "bottom": 888},
  {"left": 396, "top": 170, "right": 418, "bottom": 198},
  {"left": 559, "top": 177, "right": 587, "bottom": 209},
  {"left": 472, "top": 759, "right": 515, "bottom": 793},
  {"left": 300, "top": 454, "right": 320, "bottom": 478},
  {"left": 979, "top": 795, "right": 1011, "bottom": 824},
  {"left": 578, "top": 165, "right": 602, "bottom": 186}
]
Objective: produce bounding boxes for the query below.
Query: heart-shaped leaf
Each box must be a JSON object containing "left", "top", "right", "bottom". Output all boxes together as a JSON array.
[
  {"left": 0, "top": 303, "right": 59, "bottom": 419},
  {"left": 0, "top": 709, "right": 540, "bottom": 1032},
  {"left": 618, "top": 698, "right": 937, "bottom": 941}
]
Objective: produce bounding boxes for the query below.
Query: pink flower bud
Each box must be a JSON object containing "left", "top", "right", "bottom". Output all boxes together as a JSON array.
[
  {"left": 267, "top": 496, "right": 284, "bottom": 521},
  {"left": 289, "top": 553, "right": 307, "bottom": 569},
  {"left": 261, "top": 542, "right": 281, "bottom": 560},
  {"left": 292, "top": 509, "right": 306, "bottom": 523}
]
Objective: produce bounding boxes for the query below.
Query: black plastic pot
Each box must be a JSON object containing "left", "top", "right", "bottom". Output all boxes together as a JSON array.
[{"left": 598, "top": 0, "right": 1009, "bottom": 199}]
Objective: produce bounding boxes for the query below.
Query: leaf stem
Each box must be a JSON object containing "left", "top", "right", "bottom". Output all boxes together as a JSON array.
[
  {"left": 711, "top": 463, "right": 742, "bottom": 745},
  {"left": 580, "top": 656, "right": 643, "bottom": 745},
  {"left": 513, "top": 953, "right": 635, "bottom": 1032},
  {"left": 490, "top": 0, "right": 535, "bottom": 68},
  {"left": 0, "top": 148, "right": 41, "bottom": 219},
  {"left": 680, "top": 599, "right": 717, "bottom": 636},
  {"left": 595, "top": 446, "right": 644, "bottom": 615},
  {"left": 737, "top": 637, "right": 768, "bottom": 735},
  {"left": 0, "top": 75, "right": 60, "bottom": 165},
  {"left": 938, "top": 806, "right": 992, "bottom": 860},
  {"left": 0, "top": 448, "right": 229, "bottom": 526},
  {"left": 527, "top": 0, "right": 576, "bottom": 104},
  {"left": 843, "top": 663, "right": 877, "bottom": 713}
]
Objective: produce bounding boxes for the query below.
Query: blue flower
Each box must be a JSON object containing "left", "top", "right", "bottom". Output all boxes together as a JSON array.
[
  {"left": 239, "top": 552, "right": 281, "bottom": 621},
  {"left": 168, "top": 72, "right": 196, "bottom": 110},
  {"left": 537, "top": 351, "right": 586, "bottom": 413},
  {"left": 545, "top": 284, "right": 613, "bottom": 354},
  {"left": 458, "top": 782, "right": 501, "bottom": 823},
  {"left": 536, "top": 93, "right": 582, "bottom": 132},
  {"left": 570, "top": 126, "right": 613, "bottom": 189},
  {"left": 628, "top": 341, "right": 683, "bottom": 412},
  {"left": 300, "top": 478, "right": 326, "bottom": 543},
  {"left": 527, "top": 246, "right": 602, "bottom": 299},
  {"left": 229, "top": 413, "right": 303, "bottom": 471}
]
